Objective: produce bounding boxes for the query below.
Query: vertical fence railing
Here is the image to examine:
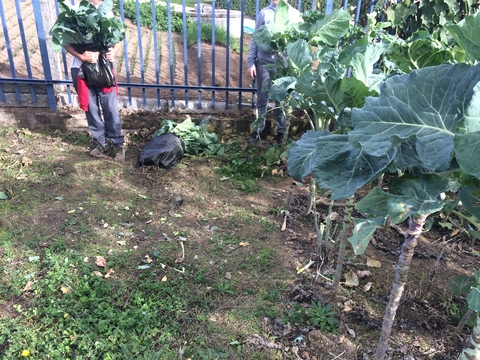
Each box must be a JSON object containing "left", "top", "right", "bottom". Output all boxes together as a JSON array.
[
  {"left": 210, "top": 0, "right": 216, "bottom": 109},
  {"left": 118, "top": 0, "right": 132, "bottom": 107},
  {"left": 0, "top": 0, "right": 388, "bottom": 111},
  {"left": 167, "top": 0, "right": 175, "bottom": 107},
  {"left": 196, "top": 0, "right": 203, "bottom": 108},
  {"left": 134, "top": 0, "right": 146, "bottom": 106},
  {"left": 151, "top": 0, "right": 160, "bottom": 108},
  {"left": 31, "top": 0, "right": 56, "bottom": 109},
  {"left": 0, "top": 0, "right": 20, "bottom": 102},
  {"left": 15, "top": 0, "right": 36, "bottom": 102},
  {"left": 182, "top": 0, "right": 189, "bottom": 107}
]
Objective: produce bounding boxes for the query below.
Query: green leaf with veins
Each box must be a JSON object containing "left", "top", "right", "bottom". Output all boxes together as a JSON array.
[
  {"left": 446, "top": 12, "right": 480, "bottom": 64},
  {"left": 350, "top": 63, "right": 480, "bottom": 174},
  {"left": 349, "top": 217, "right": 386, "bottom": 255},
  {"left": 386, "top": 174, "right": 449, "bottom": 224},
  {"left": 467, "top": 286, "right": 480, "bottom": 312}
]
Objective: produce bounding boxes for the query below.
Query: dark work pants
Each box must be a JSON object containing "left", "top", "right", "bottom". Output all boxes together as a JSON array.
[
  {"left": 254, "top": 61, "right": 285, "bottom": 135},
  {"left": 72, "top": 67, "right": 124, "bottom": 147}
]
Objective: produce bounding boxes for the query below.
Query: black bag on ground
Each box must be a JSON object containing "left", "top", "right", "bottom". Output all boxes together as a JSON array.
[{"left": 135, "top": 133, "right": 185, "bottom": 169}]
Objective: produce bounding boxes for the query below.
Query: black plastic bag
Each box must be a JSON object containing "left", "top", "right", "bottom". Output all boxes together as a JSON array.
[
  {"left": 136, "top": 133, "right": 185, "bottom": 169},
  {"left": 72, "top": 43, "right": 116, "bottom": 88},
  {"left": 81, "top": 53, "right": 116, "bottom": 88}
]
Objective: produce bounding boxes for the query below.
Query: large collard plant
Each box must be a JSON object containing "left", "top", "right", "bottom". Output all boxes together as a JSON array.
[
  {"left": 50, "top": 0, "right": 126, "bottom": 52},
  {"left": 288, "top": 61, "right": 480, "bottom": 359}
]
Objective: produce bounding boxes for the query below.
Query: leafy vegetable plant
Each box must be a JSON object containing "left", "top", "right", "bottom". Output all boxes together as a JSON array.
[
  {"left": 287, "top": 10, "right": 480, "bottom": 354},
  {"left": 306, "top": 301, "right": 339, "bottom": 332},
  {"left": 154, "top": 116, "right": 224, "bottom": 156},
  {"left": 51, "top": 0, "right": 126, "bottom": 51}
]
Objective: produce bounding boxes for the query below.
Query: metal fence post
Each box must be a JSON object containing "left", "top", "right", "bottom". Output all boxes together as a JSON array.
[{"left": 32, "top": 0, "right": 57, "bottom": 109}]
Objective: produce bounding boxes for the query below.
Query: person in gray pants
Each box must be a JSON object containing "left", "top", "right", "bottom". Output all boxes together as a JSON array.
[
  {"left": 246, "top": 0, "right": 285, "bottom": 144},
  {"left": 63, "top": 0, "right": 125, "bottom": 161}
]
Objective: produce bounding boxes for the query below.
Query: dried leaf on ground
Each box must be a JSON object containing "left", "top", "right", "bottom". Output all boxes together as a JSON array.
[
  {"left": 23, "top": 281, "right": 35, "bottom": 292},
  {"left": 344, "top": 270, "right": 359, "bottom": 287},
  {"left": 92, "top": 271, "right": 103, "bottom": 277},
  {"left": 357, "top": 270, "right": 371, "bottom": 278},
  {"left": 105, "top": 268, "right": 115, "bottom": 278},
  {"left": 366, "top": 258, "right": 381, "bottom": 268},
  {"left": 246, "top": 334, "right": 282, "bottom": 349},
  {"left": 60, "top": 286, "right": 70, "bottom": 294},
  {"left": 95, "top": 256, "right": 107, "bottom": 267}
]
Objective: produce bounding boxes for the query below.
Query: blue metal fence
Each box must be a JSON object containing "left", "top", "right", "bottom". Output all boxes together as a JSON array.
[{"left": 0, "top": 0, "right": 371, "bottom": 111}]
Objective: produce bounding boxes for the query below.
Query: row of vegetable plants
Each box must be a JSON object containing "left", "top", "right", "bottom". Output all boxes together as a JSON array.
[{"left": 251, "top": 0, "right": 480, "bottom": 358}]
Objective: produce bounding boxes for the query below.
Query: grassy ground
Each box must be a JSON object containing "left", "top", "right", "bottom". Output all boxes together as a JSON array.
[
  {"left": 1, "top": 126, "right": 471, "bottom": 359},
  {"left": 0, "top": 127, "right": 296, "bottom": 359}
]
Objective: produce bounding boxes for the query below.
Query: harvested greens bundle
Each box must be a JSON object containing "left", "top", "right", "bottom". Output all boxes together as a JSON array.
[{"left": 50, "top": 0, "right": 126, "bottom": 52}]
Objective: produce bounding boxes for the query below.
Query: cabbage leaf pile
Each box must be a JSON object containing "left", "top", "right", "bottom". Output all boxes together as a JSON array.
[{"left": 50, "top": 0, "right": 126, "bottom": 52}]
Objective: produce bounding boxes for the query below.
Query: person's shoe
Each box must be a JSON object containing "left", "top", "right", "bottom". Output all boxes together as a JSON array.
[
  {"left": 90, "top": 143, "right": 109, "bottom": 157},
  {"left": 276, "top": 132, "right": 285, "bottom": 144},
  {"left": 114, "top": 146, "right": 125, "bottom": 162},
  {"left": 248, "top": 132, "right": 260, "bottom": 144}
]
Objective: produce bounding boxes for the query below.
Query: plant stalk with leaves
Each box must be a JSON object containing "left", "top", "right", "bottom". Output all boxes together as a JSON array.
[{"left": 288, "top": 60, "right": 480, "bottom": 360}]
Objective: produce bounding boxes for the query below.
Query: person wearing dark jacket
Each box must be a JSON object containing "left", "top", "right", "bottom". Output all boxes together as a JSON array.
[
  {"left": 63, "top": 0, "right": 125, "bottom": 161},
  {"left": 246, "top": 0, "right": 285, "bottom": 144}
]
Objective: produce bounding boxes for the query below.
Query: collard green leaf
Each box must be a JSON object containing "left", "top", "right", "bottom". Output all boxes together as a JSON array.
[
  {"left": 340, "top": 77, "right": 377, "bottom": 110},
  {"left": 50, "top": 0, "right": 125, "bottom": 51},
  {"left": 251, "top": 25, "right": 274, "bottom": 53},
  {"left": 271, "top": 0, "right": 303, "bottom": 34},
  {"left": 448, "top": 275, "right": 475, "bottom": 296},
  {"left": 339, "top": 39, "right": 386, "bottom": 87},
  {"left": 355, "top": 187, "right": 388, "bottom": 217},
  {"left": 312, "top": 134, "right": 395, "bottom": 200},
  {"left": 252, "top": 0, "right": 302, "bottom": 53},
  {"left": 458, "top": 187, "right": 480, "bottom": 218},
  {"left": 386, "top": 174, "right": 449, "bottom": 223},
  {"left": 294, "top": 71, "right": 346, "bottom": 115},
  {"left": 386, "top": 3, "right": 417, "bottom": 27},
  {"left": 467, "top": 286, "right": 480, "bottom": 312},
  {"left": 348, "top": 217, "right": 385, "bottom": 255},
  {"left": 445, "top": 12, "right": 480, "bottom": 64},
  {"left": 287, "top": 39, "right": 313, "bottom": 73},
  {"left": 350, "top": 64, "right": 480, "bottom": 173},
  {"left": 309, "top": 9, "right": 351, "bottom": 46},
  {"left": 407, "top": 39, "right": 454, "bottom": 69},
  {"left": 270, "top": 77, "right": 297, "bottom": 102},
  {"left": 454, "top": 81, "right": 480, "bottom": 178},
  {"left": 287, "top": 130, "right": 323, "bottom": 181}
]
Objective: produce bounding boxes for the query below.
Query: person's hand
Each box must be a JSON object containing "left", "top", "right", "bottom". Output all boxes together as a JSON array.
[
  {"left": 248, "top": 65, "right": 256, "bottom": 80},
  {"left": 82, "top": 51, "right": 99, "bottom": 64},
  {"left": 105, "top": 47, "right": 115, "bottom": 62}
]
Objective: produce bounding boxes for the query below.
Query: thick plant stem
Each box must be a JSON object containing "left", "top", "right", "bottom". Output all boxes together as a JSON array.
[
  {"left": 323, "top": 199, "right": 335, "bottom": 257},
  {"left": 375, "top": 214, "right": 428, "bottom": 360},
  {"left": 453, "top": 309, "right": 475, "bottom": 340},
  {"left": 281, "top": 103, "right": 292, "bottom": 148},
  {"left": 310, "top": 178, "right": 325, "bottom": 257},
  {"left": 332, "top": 197, "right": 354, "bottom": 294},
  {"left": 458, "top": 314, "right": 480, "bottom": 360}
]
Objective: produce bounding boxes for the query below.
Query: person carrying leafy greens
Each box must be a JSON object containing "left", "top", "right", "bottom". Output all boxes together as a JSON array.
[
  {"left": 246, "top": 0, "right": 286, "bottom": 144},
  {"left": 52, "top": 0, "right": 126, "bottom": 161}
]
